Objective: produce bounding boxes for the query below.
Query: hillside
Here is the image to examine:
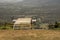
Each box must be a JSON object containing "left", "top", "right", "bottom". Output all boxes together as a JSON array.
[{"left": 0, "top": 0, "right": 60, "bottom": 23}]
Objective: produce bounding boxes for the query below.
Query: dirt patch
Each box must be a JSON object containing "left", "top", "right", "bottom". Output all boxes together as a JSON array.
[{"left": 0, "top": 30, "right": 60, "bottom": 40}]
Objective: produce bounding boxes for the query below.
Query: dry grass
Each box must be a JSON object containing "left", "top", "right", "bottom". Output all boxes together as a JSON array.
[{"left": 0, "top": 30, "right": 60, "bottom": 40}]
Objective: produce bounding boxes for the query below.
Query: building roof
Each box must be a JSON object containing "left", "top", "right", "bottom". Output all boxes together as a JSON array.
[{"left": 14, "top": 18, "right": 32, "bottom": 24}]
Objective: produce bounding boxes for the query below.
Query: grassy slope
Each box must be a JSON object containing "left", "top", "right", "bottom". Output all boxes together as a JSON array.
[{"left": 0, "top": 30, "right": 60, "bottom": 40}]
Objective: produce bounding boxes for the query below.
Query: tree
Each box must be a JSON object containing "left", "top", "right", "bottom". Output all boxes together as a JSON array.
[{"left": 55, "top": 21, "right": 58, "bottom": 28}]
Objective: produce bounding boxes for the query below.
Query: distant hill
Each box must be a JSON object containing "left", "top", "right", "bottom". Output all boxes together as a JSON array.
[{"left": 0, "top": 0, "right": 60, "bottom": 23}]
